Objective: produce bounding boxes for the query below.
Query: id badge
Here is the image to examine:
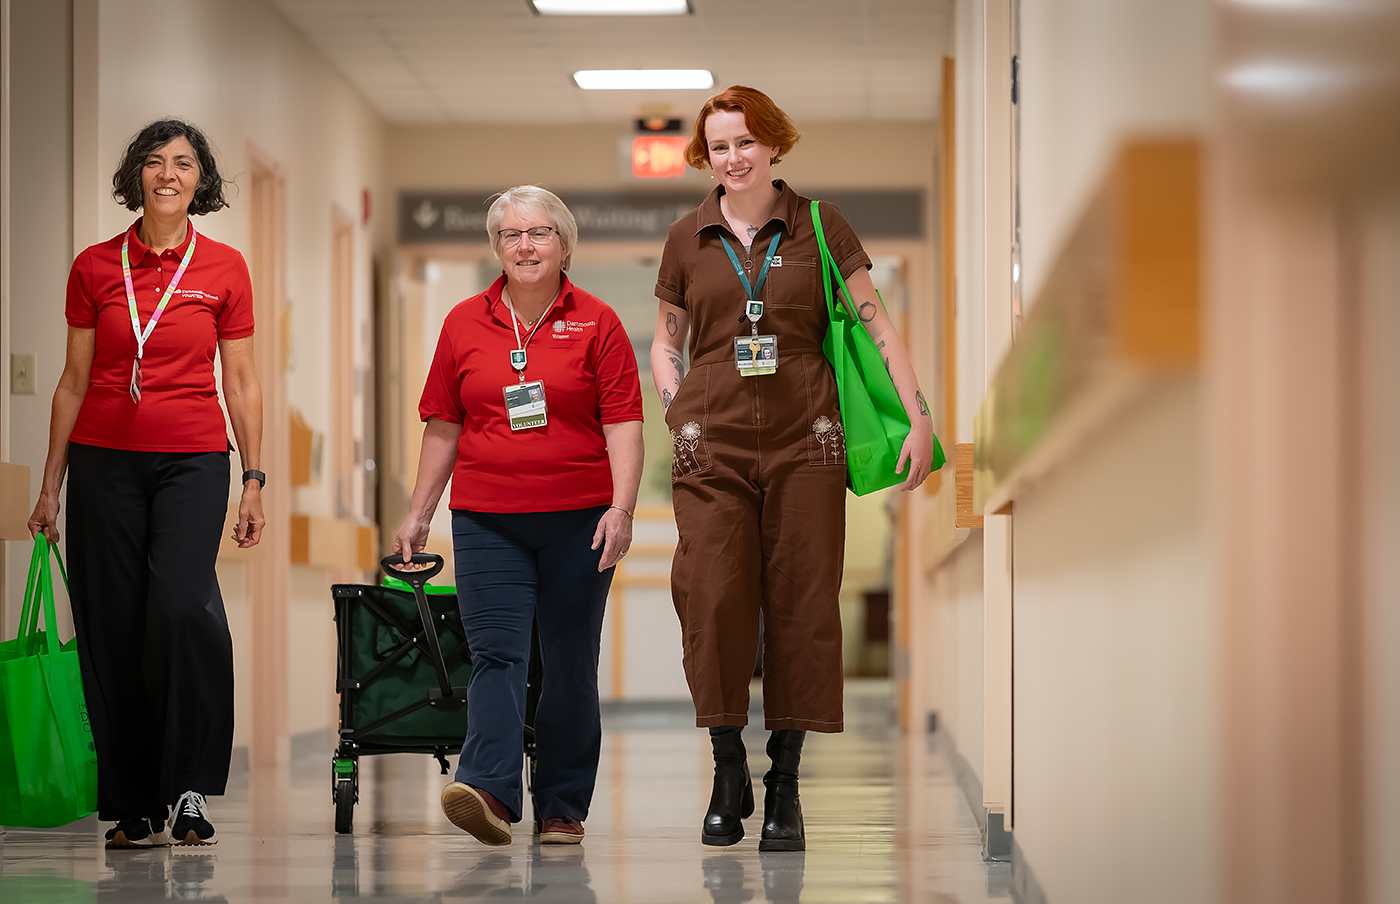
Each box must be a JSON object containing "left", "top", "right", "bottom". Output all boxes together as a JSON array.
[
  {"left": 503, "top": 380, "right": 548, "bottom": 431},
  {"left": 734, "top": 334, "right": 778, "bottom": 376}
]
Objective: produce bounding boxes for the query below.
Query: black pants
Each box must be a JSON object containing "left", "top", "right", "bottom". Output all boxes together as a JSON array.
[{"left": 66, "top": 443, "right": 235, "bottom": 822}]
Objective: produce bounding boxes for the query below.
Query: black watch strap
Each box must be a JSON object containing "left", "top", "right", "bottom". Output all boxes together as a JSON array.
[{"left": 242, "top": 469, "right": 266, "bottom": 488}]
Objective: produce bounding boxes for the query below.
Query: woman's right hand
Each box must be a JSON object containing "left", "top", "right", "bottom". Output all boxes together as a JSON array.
[
  {"left": 28, "top": 491, "right": 61, "bottom": 543},
  {"left": 391, "top": 514, "right": 433, "bottom": 568}
]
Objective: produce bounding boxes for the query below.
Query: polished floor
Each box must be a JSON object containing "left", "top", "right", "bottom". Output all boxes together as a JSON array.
[{"left": 0, "top": 680, "right": 1008, "bottom": 902}]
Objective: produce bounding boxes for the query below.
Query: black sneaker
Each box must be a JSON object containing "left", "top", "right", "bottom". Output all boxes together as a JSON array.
[
  {"left": 104, "top": 817, "right": 170, "bottom": 849},
  {"left": 170, "top": 791, "right": 217, "bottom": 846}
]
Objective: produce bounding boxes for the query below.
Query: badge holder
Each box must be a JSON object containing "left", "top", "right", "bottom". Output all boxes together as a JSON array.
[
  {"left": 735, "top": 298, "right": 778, "bottom": 377},
  {"left": 503, "top": 346, "right": 547, "bottom": 431}
]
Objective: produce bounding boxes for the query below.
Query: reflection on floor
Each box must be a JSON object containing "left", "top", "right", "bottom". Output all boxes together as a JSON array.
[{"left": 0, "top": 680, "right": 1008, "bottom": 902}]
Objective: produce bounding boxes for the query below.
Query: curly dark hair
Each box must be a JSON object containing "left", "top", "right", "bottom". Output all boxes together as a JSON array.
[{"left": 111, "top": 119, "right": 230, "bottom": 215}]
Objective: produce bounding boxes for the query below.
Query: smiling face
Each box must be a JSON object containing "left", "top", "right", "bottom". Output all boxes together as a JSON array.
[
  {"left": 704, "top": 109, "right": 776, "bottom": 195},
  {"left": 498, "top": 205, "right": 563, "bottom": 291},
  {"left": 141, "top": 136, "right": 200, "bottom": 219}
]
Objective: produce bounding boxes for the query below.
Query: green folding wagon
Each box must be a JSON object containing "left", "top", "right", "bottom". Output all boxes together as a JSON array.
[{"left": 329, "top": 553, "right": 541, "bottom": 834}]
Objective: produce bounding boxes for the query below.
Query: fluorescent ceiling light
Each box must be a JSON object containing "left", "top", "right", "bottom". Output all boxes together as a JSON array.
[
  {"left": 573, "top": 69, "right": 714, "bottom": 90},
  {"left": 533, "top": 0, "right": 689, "bottom": 14}
]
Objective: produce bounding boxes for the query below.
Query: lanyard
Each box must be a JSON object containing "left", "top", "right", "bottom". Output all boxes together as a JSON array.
[
  {"left": 721, "top": 231, "right": 781, "bottom": 332},
  {"left": 502, "top": 288, "right": 556, "bottom": 381},
  {"left": 121, "top": 225, "right": 198, "bottom": 361}
]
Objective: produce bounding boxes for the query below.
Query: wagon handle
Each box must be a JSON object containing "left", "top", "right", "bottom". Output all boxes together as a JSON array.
[
  {"left": 380, "top": 552, "right": 454, "bottom": 699},
  {"left": 380, "top": 553, "right": 445, "bottom": 587}
]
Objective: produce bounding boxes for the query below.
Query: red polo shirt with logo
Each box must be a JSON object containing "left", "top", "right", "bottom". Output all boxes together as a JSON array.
[
  {"left": 65, "top": 218, "right": 255, "bottom": 452},
  {"left": 419, "top": 272, "right": 643, "bottom": 513}
]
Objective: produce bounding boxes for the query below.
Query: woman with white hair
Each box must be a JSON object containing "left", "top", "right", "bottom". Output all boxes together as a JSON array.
[{"left": 393, "top": 185, "right": 644, "bottom": 846}]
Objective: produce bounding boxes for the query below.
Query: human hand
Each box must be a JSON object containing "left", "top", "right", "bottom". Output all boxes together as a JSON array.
[
  {"left": 233, "top": 483, "right": 266, "bottom": 548},
  {"left": 895, "top": 421, "right": 936, "bottom": 492},
  {"left": 28, "top": 491, "right": 61, "bottom": 543},
  {"left": 391, "top": 515, "right": 434, "bottom": 570},
  {"left": 591, "top": 506, "right": 633, "bottom": 572}
]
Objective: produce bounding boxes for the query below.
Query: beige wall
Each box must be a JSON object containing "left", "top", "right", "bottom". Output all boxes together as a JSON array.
[{"left": 2, "top": 0, "right": 76, "bottom": 639}]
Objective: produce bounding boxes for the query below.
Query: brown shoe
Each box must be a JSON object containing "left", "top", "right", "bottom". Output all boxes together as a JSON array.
[
  {"left": 539, "top": 817, "right": 584, "bottom": 844},
  {"left": 441, "top": 782, "right": 512, "bottom": 846}
]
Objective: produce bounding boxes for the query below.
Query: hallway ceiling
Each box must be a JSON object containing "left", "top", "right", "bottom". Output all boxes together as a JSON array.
[{"left": 269, "top": 0, "right": 950, "bottom": 124}]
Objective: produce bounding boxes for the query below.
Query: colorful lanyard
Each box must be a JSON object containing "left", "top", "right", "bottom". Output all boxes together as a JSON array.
[
  {"left": 121, "top": 225, "right": 198, "bottom": 362},
  {"left": 721, "top": 231, "right": 781, "bottom": 330}
]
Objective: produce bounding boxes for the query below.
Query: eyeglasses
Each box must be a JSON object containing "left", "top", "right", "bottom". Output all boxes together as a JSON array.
[{"left": 497, "top": 226, "right": 557, "bottom": 247}]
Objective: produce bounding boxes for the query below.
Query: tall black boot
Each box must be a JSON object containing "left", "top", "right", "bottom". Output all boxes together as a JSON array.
[
  {"left": 702, "top": 726, "right": 755, "bottom": 845},
  {"left": 759, "top": 729, "right": 806, "bottom": 852}
]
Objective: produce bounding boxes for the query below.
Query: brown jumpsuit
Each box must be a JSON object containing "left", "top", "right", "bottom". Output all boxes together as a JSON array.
[{"left": 655, "top": 181, "right": 872, "bottom": 733}]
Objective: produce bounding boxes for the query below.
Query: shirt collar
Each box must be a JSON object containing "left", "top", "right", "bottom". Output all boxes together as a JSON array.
[
  {"left": 126, "top": 216, "right": 195, "bottom": 263},
  {"left": 693, "top": 179, "right": 801, "bottom": 238},
  {"left": 485, "top": 271, "right": 576, "bottom": 328}
]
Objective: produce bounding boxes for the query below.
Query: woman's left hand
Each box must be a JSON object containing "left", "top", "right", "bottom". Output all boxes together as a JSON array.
[
  {"left": 896, "top": 420, "right": 936, "bottom": 492},
  {"left": 233, "top": 483, "right": 266, "bottom": 548},
  {"left": 591, "top": 507, "right": 633, "bottom": 572}
]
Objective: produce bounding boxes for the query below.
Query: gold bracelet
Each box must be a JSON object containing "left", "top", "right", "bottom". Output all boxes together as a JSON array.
[{"left": 609, "top": 505, "right": 634, "bottom": 518}]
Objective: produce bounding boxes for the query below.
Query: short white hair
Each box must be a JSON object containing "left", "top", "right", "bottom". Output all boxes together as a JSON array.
[{"left": 486, "top": 185, "right": 578, "bottom": 270}]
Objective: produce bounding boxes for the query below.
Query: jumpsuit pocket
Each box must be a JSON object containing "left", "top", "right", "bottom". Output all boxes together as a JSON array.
[
  {"left": 665, "top": 367, "right": 714, "bottom": 481},
  {"left": 802, "top": 356, "right": 848, "bottom": 467},
  {"left": 764, "top": 257, "right": 820, "bottom": 310}
]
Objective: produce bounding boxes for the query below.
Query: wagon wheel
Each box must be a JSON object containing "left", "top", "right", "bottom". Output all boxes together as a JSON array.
[{"left": 334, "top": 778, "right": 356, "bottom": 834}]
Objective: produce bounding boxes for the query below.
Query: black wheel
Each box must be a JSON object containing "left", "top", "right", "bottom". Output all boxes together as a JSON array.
[{"left": 334, "top": 778, "right": 355, "bottom": 834}]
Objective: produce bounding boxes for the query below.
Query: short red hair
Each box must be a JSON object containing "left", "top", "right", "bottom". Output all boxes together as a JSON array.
[{"left": 683, "top": 85, "right": 802, "bottom": 171}]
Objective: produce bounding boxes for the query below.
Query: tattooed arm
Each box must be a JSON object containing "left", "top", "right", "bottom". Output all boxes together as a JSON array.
[
  {"left": 841, "top": 268, "right": 936, "bottom": 491},
  {"left": 650, "top": 301, "right": 690, "bottom": 410}
]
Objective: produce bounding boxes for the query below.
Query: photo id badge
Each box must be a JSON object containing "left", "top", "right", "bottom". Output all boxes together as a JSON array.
[
  {"left": 734, "top": 334, "right": 778, "bottom": 376},
  {"left": 503, "top": 380, "right": 548, "bottom": 431}
]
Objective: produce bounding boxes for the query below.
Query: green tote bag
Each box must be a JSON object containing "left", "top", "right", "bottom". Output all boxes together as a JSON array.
[
  {"left": 0, "top": 534, "right": 97, "bottom": 827},
  {"left": 812, "top": 200, "right": 945, "bottom": 495}
]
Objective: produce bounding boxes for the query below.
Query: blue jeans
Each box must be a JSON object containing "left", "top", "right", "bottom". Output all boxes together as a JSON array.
[{"left": 451, "top": 506, "right": 613, "bottom": 823}]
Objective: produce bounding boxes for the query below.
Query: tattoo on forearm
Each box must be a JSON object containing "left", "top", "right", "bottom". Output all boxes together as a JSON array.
[
  {"left": 666, "top": 352, "right": 684, "bottom": 374},
  {"left": 665, "top": 312, "right": 678, "bottom": 337},
  {"left": 884, "top": 357, "right": 892, "bottom": 376},
  {"left": 662, "top": 389, "right": 673, "bottom": 408},
  {"left": 916, "top": 390, "right": 929, "bottom": 417},
  {"left": 858, "top": 302, "right": 877, "bottom": 323}
]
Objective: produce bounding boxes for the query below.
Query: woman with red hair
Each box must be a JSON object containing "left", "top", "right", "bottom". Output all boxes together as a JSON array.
[{"left": 651, "top": 86, "right": 935, "bottom": 851}]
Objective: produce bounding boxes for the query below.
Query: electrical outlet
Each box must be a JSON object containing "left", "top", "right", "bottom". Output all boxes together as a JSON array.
[{"left": 10, "top": 353, "right": 36, "bottom": 395}]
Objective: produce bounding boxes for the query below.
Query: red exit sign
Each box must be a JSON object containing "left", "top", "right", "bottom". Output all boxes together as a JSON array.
[{"left": 631, "top": 136, "right": 688, "bottom": 179}]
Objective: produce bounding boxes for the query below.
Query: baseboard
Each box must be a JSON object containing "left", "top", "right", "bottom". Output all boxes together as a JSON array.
[
  {"left": 1011, "top": 834, "right": 1050, "bottom": 904},
  {"left": 931, "top": 727, "right": 1011, "bottom": 861}
]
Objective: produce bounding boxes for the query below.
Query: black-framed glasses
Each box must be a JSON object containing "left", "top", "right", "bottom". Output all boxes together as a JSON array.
[{"left": 497, "top": 226, "right": 557, "bottom": 247}]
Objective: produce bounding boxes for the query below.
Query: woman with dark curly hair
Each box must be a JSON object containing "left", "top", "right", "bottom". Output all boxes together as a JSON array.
[{"left": 28, "top": 119, "right": 263, "bottom": 849}]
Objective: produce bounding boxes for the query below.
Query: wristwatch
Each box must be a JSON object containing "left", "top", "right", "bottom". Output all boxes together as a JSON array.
[{"left": 242, "top": 469, "right": 266, "bottom": 488}]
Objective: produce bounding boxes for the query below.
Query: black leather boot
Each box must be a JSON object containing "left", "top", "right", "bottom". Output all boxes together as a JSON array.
[
  {"left": 702, "top": 726, "right": 754, "bottom": 845},
  {"left": 759, "top": 729, "right": 806, "bottom": 851}
]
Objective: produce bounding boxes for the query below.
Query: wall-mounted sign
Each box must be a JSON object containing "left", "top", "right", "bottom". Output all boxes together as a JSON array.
[{"left": 399, "top": 188, "right": 924, "bottom": 245}]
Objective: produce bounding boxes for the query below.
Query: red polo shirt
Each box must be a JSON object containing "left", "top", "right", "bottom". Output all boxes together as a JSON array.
[
  {"left": 419, "top": 272, "right": 643, "bottom": 513},
  {"left": 65, "top": 218, "right": 255, "bottom": 452}
]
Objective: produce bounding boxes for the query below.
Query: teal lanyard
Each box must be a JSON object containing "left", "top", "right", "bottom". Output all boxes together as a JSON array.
[{"left": 721, "top": 231, "right": 781, "bottom": 303}]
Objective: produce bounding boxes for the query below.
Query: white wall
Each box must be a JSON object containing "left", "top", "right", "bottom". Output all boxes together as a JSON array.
[
  {"left": 1017, "top": 0, "right": 1211, "bottom": 306},
  {"left": 1012, "top": 380, "right": 1216, "bottom": 904}
]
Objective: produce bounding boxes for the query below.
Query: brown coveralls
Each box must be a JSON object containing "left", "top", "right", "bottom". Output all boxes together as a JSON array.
[{"left": 655, "top": 181, "right": 871, "bottom": 733}]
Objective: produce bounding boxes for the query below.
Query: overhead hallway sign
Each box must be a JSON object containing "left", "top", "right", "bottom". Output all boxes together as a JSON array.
[{"left": 399, "top": 189, "right": 925, "bottom": 244}]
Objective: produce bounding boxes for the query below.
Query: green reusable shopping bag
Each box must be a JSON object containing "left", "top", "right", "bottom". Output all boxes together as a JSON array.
[
  {"left": 812, "top": 200, "right": 945, "bottom": 495},
  {"left": 0, "top": 534, "right": 97, "bottom": 827}
]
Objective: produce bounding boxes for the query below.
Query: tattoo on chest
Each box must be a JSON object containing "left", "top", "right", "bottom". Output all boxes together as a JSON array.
[
  {"left": 916, "top": 390, "right": 929, "bottom": 416},
  {"left": 746, "top": 226, "right": 759, "bottom": 240}
]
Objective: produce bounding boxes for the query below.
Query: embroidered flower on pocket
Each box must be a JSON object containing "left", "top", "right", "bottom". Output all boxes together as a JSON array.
[
  {"left": 813, "top": 416, "right": 846, "bottom": 465},
  {"left": 672, "top": 421, "right": 705, "bottom": 478}
]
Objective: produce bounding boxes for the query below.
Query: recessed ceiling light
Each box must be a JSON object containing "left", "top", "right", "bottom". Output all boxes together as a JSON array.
[
  {"left": 573, "top": 69, "right": 714, "bottom": 90},
  {"left": 532, "top": 0, "right": 690, "bottom": 15}
]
